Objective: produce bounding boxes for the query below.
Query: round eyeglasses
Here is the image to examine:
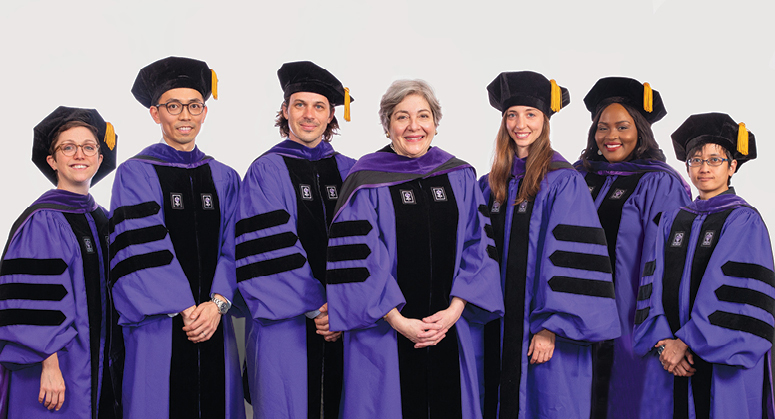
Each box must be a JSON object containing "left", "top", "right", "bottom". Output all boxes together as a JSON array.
[
  {"left": 155, "top": 100, "right": 206, "bottom": 115},
  {"left": 687, "top": 157, "right": 730, "bottom": 167},
  {"left": 55, "top": 143, "right": 100, "bottom": 157}
]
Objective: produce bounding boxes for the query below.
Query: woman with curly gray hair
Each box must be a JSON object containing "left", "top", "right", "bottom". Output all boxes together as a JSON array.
[{"left": 324, "top": 79, "right": 504, "bottom": 418}]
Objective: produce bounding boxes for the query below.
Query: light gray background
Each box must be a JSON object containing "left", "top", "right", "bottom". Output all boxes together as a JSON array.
[{"left": 0, "top": 0, "right": 773, "bottom": 415}]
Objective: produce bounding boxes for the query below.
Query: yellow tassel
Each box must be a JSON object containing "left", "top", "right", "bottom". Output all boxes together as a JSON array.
[
  {"left": 344, "top": 87, "right": 351, "bottom": 122},
  {"left": 737, "top": 122, "right": 749, "bottom": 155},
  {"left": 104, "top": 122, "right": 116, "bottom": 151},
  {"left": 643, "top": 82, "right": 653, "bottom": 113},
  {"left": 211, "top": 69, "right": 219, "bottom": 100},
  {"left": 550, "top": 80, "right": 562, "bottom": 113}
]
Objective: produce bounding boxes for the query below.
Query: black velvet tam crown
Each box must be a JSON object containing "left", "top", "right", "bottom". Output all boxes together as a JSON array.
[
  {"left": 672, "top": 112, "right": 756, "bottom": 169},
  {"left": 584, "top": 77, "right": 667, "bottom": 124},
  {"left": 132, "top": 56, "right": 216, "bottom": 108},
  {"left": 278, "top": 61, "right": 353, "bottom": 107},
  {"left": 487, "top": 70, "right": 570, "bottom": 118},
  {"left": 33, "top": 106, "right": 118, "bottom": 186}
]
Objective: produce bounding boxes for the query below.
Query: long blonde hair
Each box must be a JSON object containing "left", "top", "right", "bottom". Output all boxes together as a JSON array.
[{"left": 488, "top": 115, "right": 553, "bottom": 205}]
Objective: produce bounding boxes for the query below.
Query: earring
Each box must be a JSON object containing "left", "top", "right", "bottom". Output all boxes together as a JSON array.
[
  {"left": 436, "top": 131, "right": 439, "bottom": 135},
  {"left": 385, "top": 133, "right": 390, "bottom": 139},
  {"left": 597, "top": 149, "right": 603, "bottom": 155}
]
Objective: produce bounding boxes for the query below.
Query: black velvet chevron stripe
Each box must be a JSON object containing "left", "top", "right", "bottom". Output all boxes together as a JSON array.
[
  {"left": 637, "top": 283, "right": 653, "bottom": 301},
  {"left": 715, "top": 285, "right": 775, "bottom": 313},
  {"left": 110, "top": 201, "right": 161, "bottom": 233},
  {"left": 111, "top": 250, "right": 174, "bottom": 284},
  {"left": 326, "top": 267, "right": 371, "bottom": 284},
  {"left": 643, "top": 261, "right": 656, "bottom": 276},
  {"left": 721, "top": 261, "right": 775, "bottom": 288},
  {"left": 634, "top": 307, "right": 650, "bottom": 325},
  {"left": 236, "top": 253, "right": 306, "bottom": 282},
  {"left": 235, "top": 232, "right": 298, "bottom": 261},
  {"left": 549, "top": 251, "right": 612, "bottom": 273},
  {"left": 484, "top": 225, "right": 494, "bottom": 241},
  {"left": 486, "top": 245, "right": 498, "bottom": 261},
  {"left": 110, "top": 225, "right": 168, "bottom": 260},
  {"left": 329, "top": 220, "right": 373, "bottom": 238},
  {"left": 548, "top": 276, "right": 615, "bottom": 298},
  {"left": 0, "top": 308, "right": 66, "bottom": 326},
  {"left": 552, "top": 224, "right": 607, "bottom": 246},
  {"left": 328, "top": 244, "right": 371, "bottom": 262},
  {"left": 0, "top": 283, "right": 67, "bottom": 301},
  {"left": 653, "top": 212, "right": 662, "bottom": 226},
  {"left": 708, "top": 310, "right": 775, "bottom": 341},
  {"left": 0, "top": 258, "right": 67, "bottom": 276},
  {"left": 235, "top": 210, "right": 290, "bottom": 238}
]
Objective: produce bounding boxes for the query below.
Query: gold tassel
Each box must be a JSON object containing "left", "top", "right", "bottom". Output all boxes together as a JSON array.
[
  {"left": 344, "top": 87, "right": 351, "bottom": 122},
  {"left": 104, "top": 122, "right": 116, "bottom": 151},
  {"left": 643, "top": 82, "right": 653, "bottom": 113},
  {"left": 550, "top": 80, "right": 562, "bottom": 112},
  {"left": 211, "top": 69, "right": 219, "bottom": 100},
  {"left": 737, "top": 122, "right": 749, "bottom": 155}
]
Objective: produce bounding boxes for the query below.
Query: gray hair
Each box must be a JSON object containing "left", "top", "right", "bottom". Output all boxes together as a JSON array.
[{"left": 378, "top": 79, "right": 442, "bottom": 133}]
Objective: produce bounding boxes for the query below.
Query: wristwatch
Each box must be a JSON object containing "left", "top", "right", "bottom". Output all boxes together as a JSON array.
[{"left": 212, "top": 296, "right": 230, "bottom": 315}]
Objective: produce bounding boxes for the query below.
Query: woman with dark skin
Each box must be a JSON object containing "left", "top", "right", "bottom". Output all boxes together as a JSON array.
[
  {"left": 574, "top": 77, "right": 691, "bottom": 418},
  {"left": 0, "top": 107, "right": 121, "bottom": 418}
]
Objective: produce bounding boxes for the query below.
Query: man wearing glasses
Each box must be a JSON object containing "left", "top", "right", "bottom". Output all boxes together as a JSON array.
[
  {"left": 109, "top": 56, "right": 244, "bottom": 418},
  {"left": 235, "top": 61, "right": 354, "bottom": 418}
]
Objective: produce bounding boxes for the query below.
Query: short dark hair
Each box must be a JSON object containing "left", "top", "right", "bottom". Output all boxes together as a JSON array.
[
  {"left": 686, "top": 140, "right": 735, "bottom": 186},
  {"left": 49, "top": 120, "right": 100, "bottom": 156},
  {"left": 579, "top": 98, "right": 665, "bottom": 170},
  {"left": 274, "top": 97, "right": 339, "bottom": 143}
]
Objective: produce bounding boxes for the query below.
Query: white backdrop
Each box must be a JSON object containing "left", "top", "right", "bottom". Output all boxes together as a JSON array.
[{"left": 1, "top": 0, "right": 773, "bottom": 246}]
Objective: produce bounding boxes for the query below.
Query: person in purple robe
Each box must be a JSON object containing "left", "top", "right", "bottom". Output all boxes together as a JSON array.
[
  {"left": 325, "top": 79, "right": 504, "bottom": 419},
  {"left": 235, "top": 61, "right": 355, "bottom": 419},
  {"left": 634, "top": 113, "right": 775, "bottom": 418},
  {"left": 479, "top": 71, "right": 621, "bottom": 419},
  {"left": 573, "top": 77, "right": 692, "bottom": 418},
  {"left": 109, "top": 57, "right": 244, "bottom": 419},
  {"left": 0, "top": 106, "right": 122, "bottom": 418}
]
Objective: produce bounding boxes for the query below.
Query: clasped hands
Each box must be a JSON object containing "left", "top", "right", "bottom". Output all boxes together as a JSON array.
[
  {"left": 384, "top": 297, "right": 467, "bottom": 349},
  {"left": 181, "top": 293, "right": 226, "bottom": 344},
  {"left": 656, "top": 338, "right": 695, "bottom": 377}
]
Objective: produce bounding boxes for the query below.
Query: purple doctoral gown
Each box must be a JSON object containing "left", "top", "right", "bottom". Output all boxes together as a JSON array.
[
  {"left": 634, "top": 189, "right": 775, "bottom": 419},
  {"left": 0, "top": 190, "right": 121, "bottom": 418},
  {"left": 235, "top": 139, "right": 354, "bottom": 419},
  {"left": 326, "top": 146, "right": 504, "bottom": 419},
  {"left": 109, "top": 143, "right": 244, "bottom": 419},
  {"left": 575, "top": 159, "right": 691, "bottom": 418},
  {"left": 479, "top": 153, "right": 621, "bottom": 419}
]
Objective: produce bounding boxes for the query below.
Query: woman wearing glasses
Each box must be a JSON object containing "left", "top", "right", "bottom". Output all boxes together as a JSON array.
[
  {"left": 0, "top": 107, "right": 122, "bottom": 418},
  {"left": 573, "top": 77, "right": 691, "bottom": 418},
  {"left": 634, "top": 113, "right": 774, "bottom": 418}
]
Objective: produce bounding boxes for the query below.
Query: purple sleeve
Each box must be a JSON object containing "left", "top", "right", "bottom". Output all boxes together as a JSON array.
[
  {"left": 675, "top": 208, "right": 775, "bottom": 368},
  {"left": 109, "top": 161, "right": 196, "bottom": 326},
  {"left": 632, "top": 210, "right": 676, "bottom": 356},
  {"left": 449, "top": 169, "right": 504, "bottom": 323},
  {"left": 235, "top": 158, "right": 325, "bottom": 321},
  {"left": 0, "top": 212, "right": 78, "bottom": 366},
  {"left": 530, "top": 171, "right": 621, "bottom": 342},
  {"left": 210, "top": 164, "right": 240, "bottom": 304},
  {"left": 326, "top": 187, "right": 406, "bottom": 331}
]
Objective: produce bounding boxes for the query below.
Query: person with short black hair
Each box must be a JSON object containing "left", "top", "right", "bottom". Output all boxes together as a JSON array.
[
  {"left": 634, "top": 113, "right": 775, "bottom": 418},
  {"left": 574, "top": 77, "right": 691, "bottom": 418},
  {"left": 0, "top": 107, "right": 122, "bottom": 418},
  {"left": 109, "top": 56, "right": 244, "bottom": 419},
  {"left": 236, "top": 61, "right": 355, "bottom": 419}
]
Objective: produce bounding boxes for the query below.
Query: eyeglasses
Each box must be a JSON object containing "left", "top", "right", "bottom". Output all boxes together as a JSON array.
[
  {"left": 55, "top": 143, "right": 100, "bottom": 157},
  {"left": 687, "top": 157, "right": 730, "bottom": 167},
  {"left": 155, "top": 100, "right": 205, "bottom": 115}
]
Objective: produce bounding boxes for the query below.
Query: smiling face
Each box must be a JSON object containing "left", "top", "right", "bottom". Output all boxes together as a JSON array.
[
  {"left": 388, "top": 94, "right": 436, "bottom": 158},
  {"left": 46, "top": 126, "right": 103, "bottom": 195},
  {"left": 595, "top": 103, "right": 638, "bottom": 163},
  {"left": 687, "top": 143, "right": 737, "bottom": 200},
  {"left": 504, "top": 106, "right": 544, "bottom": 158},
  {"left": 150, "top": 87, "right": 207, "bottom": 152},
  {"left": 282, "top": 91, "right": 335, "bottom": 148}
]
